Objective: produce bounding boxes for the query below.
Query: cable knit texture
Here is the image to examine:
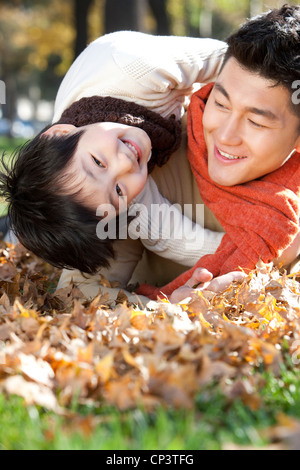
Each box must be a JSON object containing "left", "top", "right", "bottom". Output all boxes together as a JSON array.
[
  {"left": 57, "top": 95, "right": 182, "bottom": 173},
  {"left": 137, "top": 82, "right": 300, "bottom": 299}
]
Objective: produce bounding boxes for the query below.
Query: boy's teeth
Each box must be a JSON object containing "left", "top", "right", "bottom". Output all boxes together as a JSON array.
[
  {"left": 218, "top": 149, "right": 246, "bottom": 160},
  {"left": 124, "top": 141, "right": 138, "bottom": 159}
]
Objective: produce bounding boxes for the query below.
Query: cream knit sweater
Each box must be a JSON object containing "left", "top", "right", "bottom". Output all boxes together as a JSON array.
[{"left": 55, "top": 31, "right": 226, "bottom": 301}]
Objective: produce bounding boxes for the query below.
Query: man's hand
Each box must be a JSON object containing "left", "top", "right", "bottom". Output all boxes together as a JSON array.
[
  {"left": 169, "top": 268, "right": 246, "bottom": 304},
  {"left": 274, "top": 228, "right": 300, "bottom": 268}
]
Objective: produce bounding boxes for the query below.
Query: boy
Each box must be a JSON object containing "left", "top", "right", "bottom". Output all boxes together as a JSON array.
[
  {"left": 139, "top": 4, "right": 300, "bottom": 300},
  {"left": 0, "top": 32, "right": 227, "bottom": 301}
]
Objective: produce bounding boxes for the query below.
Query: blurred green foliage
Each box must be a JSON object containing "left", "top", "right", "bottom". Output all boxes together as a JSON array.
[{"left": 0, "top": 0, "right": 290, "bottom": 120}]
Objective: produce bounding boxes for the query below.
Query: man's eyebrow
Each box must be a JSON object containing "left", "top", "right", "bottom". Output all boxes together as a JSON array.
[
  {"left": 214, "top": 82, "right": 279, "bottom": 121},
  {"left": 214, "top": 82, "right": 230, "bottom": 100},
  {"left": 245, "top": 106, "right": 279, "bottom": 121}
]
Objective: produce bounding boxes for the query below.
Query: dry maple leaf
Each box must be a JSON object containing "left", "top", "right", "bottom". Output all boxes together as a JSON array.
[{"left": 0, "top": 248, "right": 300, "bottom": 416}]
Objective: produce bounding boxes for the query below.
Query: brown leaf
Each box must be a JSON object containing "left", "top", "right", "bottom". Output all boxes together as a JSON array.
[
  {"left": 0, "top": 323, "right": 14, "bottom": 341},
  {"left": 0, "top": 261, "right": 17, "bottom": 281},
  {"left": 20, "top": 317, "right": 40, "bottom": 339},
  {"left": 0, "top": 253, "right": 300, "bottom": 418},
  {"left": 95, "top": 352, "right": 114, "bottom": 383},
  {"left": 197, "top": 354, "right": 236, "bottom": 387}
]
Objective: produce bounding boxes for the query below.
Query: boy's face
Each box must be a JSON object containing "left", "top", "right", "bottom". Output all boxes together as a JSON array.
[
  {"left": 203, "top": 58, "right": 300, "bottom": 186},
  {"left": 44, "top": 122, "right": 151, "bottom": 213}
]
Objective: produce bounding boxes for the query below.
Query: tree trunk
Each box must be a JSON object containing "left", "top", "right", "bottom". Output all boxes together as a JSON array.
[
  {"left": 104, "top": 0, "right": 139, "bottom": 34},
  {"left": 74, "top": 0, "right": 94, "bottom": 59},
  {"left": 148, "top": 0, "right": 170, "bottom": 35},
  {"left": 199, "top": 0, "right": 213, "bottom": 37}
]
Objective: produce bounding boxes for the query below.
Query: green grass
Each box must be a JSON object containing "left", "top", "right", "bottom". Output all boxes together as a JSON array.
[
  {"left": 0, "top": 394, "right": 260, "bottom": 450},
  {"left": 0, "top": 136, "right": 299, "bottom": 449},
  {"left": 0, "top": 136, "right": 27, "bottom": 152},
  {"left": 1, "top": 364, "right": 300, "bottom": 450},
  {"left": 0, "top": 136, "right": 27, "bottom": 216}
]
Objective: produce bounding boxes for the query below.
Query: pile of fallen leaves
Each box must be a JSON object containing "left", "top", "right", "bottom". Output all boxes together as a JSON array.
[{"left": 0, "top": 241, "right": 300, "bottom": 417}]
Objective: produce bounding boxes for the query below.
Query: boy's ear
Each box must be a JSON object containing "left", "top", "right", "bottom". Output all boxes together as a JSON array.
[{"left": 41, "top": 124, "right": 76, "bottom": 138}]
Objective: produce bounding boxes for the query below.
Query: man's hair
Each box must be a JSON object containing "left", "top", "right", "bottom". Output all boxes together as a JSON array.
[
  {"left": 0, "top": 127, "right": 116, "bottom": 274},
  {"left": 224, "top": 4, "right": 300, "bottom": 118}
]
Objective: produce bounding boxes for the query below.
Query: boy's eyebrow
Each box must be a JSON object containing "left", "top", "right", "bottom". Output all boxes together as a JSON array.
[{"left": 214, "top": 82, "right": 280, "bottom": 121}]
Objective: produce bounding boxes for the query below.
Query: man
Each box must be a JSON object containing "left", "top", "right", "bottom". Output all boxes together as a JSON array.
[{"left": 137, "top": 4, "right": 300, "bottom": 300}]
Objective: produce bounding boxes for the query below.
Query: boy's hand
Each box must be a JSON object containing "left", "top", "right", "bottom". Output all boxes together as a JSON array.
[{"left": 169, "top": 268, "right": 246, "bottom": 304}]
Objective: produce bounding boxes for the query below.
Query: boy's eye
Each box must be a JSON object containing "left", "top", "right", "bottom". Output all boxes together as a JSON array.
[
  {"left": 92, "top": 156, "right": 104, "bottom": 167},
  {"left": 116, "top": 184, "right": 123, "bottom": 197}
]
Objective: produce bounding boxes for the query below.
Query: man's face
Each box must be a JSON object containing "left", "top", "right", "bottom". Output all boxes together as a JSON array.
[
  {"left": 43, "top": 122, "right": 152, "bottom": 214},
  {"left": 202, "top": 57, "right": 300, "bottom": 186}
]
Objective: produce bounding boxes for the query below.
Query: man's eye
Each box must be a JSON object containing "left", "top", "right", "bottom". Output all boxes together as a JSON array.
[
  {"left": 92, "top": 156, "right": 104, "bottom": 167},
  {"left": 116, "top": 184, "right": 123, "bottom": 197},
  {"left": 215, "top": 100, "right": 227, "bottom": 109},
  {"left": 248, "top": 119, "right": 265, "bottom": 129}
]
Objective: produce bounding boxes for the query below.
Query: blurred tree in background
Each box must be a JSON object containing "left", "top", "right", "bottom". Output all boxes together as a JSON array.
[
  {"left": 0, "top": 0, "right": 74, "bottom": 134},
  {"left": 0, "top": 0, "right": 290, "bottom": 136}
]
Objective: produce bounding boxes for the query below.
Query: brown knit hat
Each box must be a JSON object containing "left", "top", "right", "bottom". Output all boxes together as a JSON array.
[{"left": 57, "top": 95, "right": 182, "bottom": 173}]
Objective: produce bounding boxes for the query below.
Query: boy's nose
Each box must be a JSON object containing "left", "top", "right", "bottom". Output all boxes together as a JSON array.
[{"left": 115, "top": 151, "right": 135, "bottom": 175}]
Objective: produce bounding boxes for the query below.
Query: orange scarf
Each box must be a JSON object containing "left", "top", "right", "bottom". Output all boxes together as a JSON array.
[{"left": 137, "top": 83, "right": 300, "bottom": 300}]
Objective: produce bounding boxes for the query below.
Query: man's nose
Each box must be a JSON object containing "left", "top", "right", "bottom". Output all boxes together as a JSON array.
[{"left": 217, "top": 116, "right": 243, "bottom": 146}]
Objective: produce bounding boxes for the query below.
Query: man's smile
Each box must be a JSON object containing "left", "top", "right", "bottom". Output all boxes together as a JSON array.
[{"left": 217, "top": 147, "right": 247, "bottom": 160}]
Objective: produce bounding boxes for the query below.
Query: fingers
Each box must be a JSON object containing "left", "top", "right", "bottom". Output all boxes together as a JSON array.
[
  {"left": 169, "top": 270, "right": 246, "bottom": 304},
  {"left": 204, "top": 271, "right": 246, "bottom": 293},
  {"left": 184, "top": 268, "right": 213, "bottom": 289},
  {"left": 169, "top": 286, "right": 195, "bottom": 304}
]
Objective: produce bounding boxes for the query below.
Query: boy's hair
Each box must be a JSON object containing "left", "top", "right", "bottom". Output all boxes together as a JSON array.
[
  {"left": 0, "top": 128, "right": 116, "bottom": 274},
  {"left": 224, "top": 4, "right": 300, "bottom": 119}
]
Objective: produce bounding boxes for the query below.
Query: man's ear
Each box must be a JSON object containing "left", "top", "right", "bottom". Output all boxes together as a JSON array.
[
  {"left": 296, "top": 136, "right": 300, "bottom": 155},
  {"left": 41, "top": 124, "right": 76, "bottom": 138}
]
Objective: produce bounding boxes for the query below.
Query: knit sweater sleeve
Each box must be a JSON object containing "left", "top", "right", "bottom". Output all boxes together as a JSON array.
[
  {"left": 53, "top": 31, "right": 227, "bottom": 122},
  {"left": 128, "top": 177, "right": 224, "bottom": 267}
]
